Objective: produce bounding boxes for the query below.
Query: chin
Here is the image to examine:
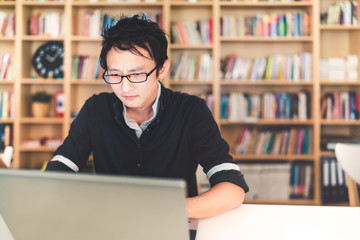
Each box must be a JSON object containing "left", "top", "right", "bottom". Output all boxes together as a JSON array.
[{"left": 122, "top": 100, "right": 140, "bottom": 109}]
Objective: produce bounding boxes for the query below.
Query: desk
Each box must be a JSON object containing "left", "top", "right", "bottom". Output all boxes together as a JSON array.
[
  {"left": 0, "top": 214, "right": 14, "bottom": 240},
  {"left": 196, "top": 204, "right": 360, "bottom": 240}
]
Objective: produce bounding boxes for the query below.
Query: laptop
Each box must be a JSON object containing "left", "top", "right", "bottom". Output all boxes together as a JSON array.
[{"left": 0, "top": 169, "right": 189, "bottom": 240}]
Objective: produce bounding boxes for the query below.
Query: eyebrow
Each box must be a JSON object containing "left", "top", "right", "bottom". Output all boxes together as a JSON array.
[{"left": 107, "top": 66, "right": 145, "bottom": 73}]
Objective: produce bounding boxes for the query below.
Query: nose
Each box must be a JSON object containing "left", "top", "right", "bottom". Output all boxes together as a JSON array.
[{"left": 120, "top": 77, "right": 135, "bottom": 93}]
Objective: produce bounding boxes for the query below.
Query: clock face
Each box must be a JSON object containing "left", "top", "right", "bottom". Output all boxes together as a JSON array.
[{"left": 32, "top": 42, "right": 64, "bottom": 78}]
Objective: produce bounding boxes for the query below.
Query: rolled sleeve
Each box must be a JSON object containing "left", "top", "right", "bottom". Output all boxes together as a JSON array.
[
  {"left": 48, "top": 97, "right": 94, "bottom": 172},
  {"left": 189, "top": 99, "right": 249, "bottom": 192}
]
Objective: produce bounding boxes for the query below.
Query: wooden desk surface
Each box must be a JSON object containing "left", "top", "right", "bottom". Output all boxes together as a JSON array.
[{"left": 196, "top": 204, "right": 360, "bottom": 240}]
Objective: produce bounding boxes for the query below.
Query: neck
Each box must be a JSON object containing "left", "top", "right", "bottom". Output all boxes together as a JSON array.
[{"left": 126, "top": 107, "right": 154, "bottom": 125}]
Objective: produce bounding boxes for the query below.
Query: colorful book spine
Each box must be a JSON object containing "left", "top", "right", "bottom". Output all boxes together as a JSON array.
[
  {"left": 72, "top": 56, "right": 101, "bottom": 80},
  {"left": 220, "top": 52, "right": 312, "bottom": 82},
  {"left": 0, "top": 91, "right": 15, "bottom": 119},
  {"left": 0, "top": 11, "right": 15, "bottom": 37},
  {"left": 171, "top": 18, "right": 212, "bottom": 45},
  {"left": 27, "top": 12, "right": 65, "bottom": 37},
  {"left": 234, "top": 127, "right": 311, "bottom": 156},
  {"left": 220, "top": 11, "right": 310, "bottom": 38}
]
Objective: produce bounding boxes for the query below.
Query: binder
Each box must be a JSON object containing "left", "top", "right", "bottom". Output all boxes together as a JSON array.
[{"left": 321, "top": 157, "right": 331, "bottom": 203}]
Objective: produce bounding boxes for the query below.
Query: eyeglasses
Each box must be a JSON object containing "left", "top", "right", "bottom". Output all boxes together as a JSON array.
[{"left": 103, "top": 65, "right": 158, "bottom": 84}]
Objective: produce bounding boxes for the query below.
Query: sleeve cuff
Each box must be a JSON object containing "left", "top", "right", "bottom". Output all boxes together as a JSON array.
[
  {"left": 209, "top": 170, "right": 249, "bottom": 193},
  {"left": 45, "top": 161, "right": 76, "bottom": 172}
]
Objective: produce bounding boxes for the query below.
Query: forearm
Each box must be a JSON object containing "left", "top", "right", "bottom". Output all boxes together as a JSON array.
[{"left": 186, "top": 182, "right": 245, "bottom": 219}]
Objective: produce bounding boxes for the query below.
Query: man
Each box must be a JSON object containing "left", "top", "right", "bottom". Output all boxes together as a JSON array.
[{"left": 46, "top": 14, "right": 248, "bottom": 219}]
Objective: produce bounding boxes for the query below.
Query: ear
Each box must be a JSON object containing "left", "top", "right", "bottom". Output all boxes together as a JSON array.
[{"left": 158, "top": 60, "right": 170, "bottom": 80}]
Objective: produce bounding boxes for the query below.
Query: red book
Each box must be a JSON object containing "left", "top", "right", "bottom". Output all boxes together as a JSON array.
[
  {"left": 176, "top": 22, "right": 187, "bottom": 45},
  {"left": 355, "top": 92, "right": 360, "bottom": 118},
  {"left": 208, "top": 18, "right": 213, "bottom": 44}
]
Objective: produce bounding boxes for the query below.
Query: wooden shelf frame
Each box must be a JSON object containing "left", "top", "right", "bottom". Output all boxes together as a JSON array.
[{"left": 3, "top": 0, "right": 360, "bottom": 206}]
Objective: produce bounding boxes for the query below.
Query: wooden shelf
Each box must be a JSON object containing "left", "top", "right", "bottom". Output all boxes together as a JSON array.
[
  {"left": 170, "top": 44, "right": 213, "bottom": 49},
  {"left": 169, "top": 80, "right": 213, "bottom": 85},
  {"left": 22, "top": 1, "right": 65, "bottom": 6},
  {"left": 0, "top": 37, "right": 16, "bottom": 41},
  {"left": 0, "top": 119, "right": 14, "bottom": 124},
  {"left": 320, "top": 151, "right": 335, "bottom": 157},
  {"left": 21, "top": 78, "right": 64, "bottom": 85},
  {"left": 220, "top": 36, "right": 313, "bottom": 42},
  {"left": 19, "top": 147, "right": 57, "bottom": 152},
  {"left": 320, "top": 81, "right": 360, "bottom": 86},
  {"left": 170, "top": 1, "right": 213, "bottom": 7},
  {"left": 232, "top": 154, "right": 314, "bottom": 161},
  {"left": 320, "top": 25, "right": 360, "bottom": 31},
  {"left": 0, "top": 1, "right": 16, "bottom": 6},
  {"left": 22, "top": 36, "right": 65, "bottom": 41},
  {"left": 221, "top": 80, "right": 313, "bottom": 86},
  {"left": 71, "top": 80, "right": 104, "bottom": 85},
  {"left": 5, "top": 0, "right": 356, "bottom": 207},
  {"left": 0, "top": 80, "right": 15, "bottom": 85},
  {"left": 220, "top": 2, "right": 313, "bottom": 7},
  {"left": 72, "top": 1, "right": 164, "bottom": 7},
  {"left": 320, "top": 120, "right": 360, "bottom": 125},
  {"left": 220, "top": 119, "right": 314, "bottom": 125},
  {"left": 20, "top": 117, "right": 63, "bottom": 124},
  {"left": 71, "top": 36, "right": 102, "bottom": 42}
]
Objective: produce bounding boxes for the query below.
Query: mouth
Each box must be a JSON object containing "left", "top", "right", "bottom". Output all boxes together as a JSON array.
[{"left": 123, "top": 95, "right": 138, "bottom": 101}]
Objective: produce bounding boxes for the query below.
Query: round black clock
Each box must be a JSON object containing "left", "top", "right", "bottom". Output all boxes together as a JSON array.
[{"left": 32, "top": 42, "right": 64, "bottom": 79}]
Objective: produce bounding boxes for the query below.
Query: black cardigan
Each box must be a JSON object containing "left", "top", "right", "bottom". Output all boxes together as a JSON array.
[{"left": 46, "top": 84, "right": 249, "bottom": 197}]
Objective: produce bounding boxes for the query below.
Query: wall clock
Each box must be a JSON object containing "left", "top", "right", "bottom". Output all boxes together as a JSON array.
[{"left": 32, "top": 42, "right": 64, "bottom": 79}]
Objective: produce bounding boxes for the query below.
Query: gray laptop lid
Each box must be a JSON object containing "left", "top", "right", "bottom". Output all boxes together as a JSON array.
[{"left": 0, "top": 169, "right": 189, "bottom": 240}]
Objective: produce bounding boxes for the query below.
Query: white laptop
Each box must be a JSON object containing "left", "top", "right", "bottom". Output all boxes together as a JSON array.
[{"left": 0, "top": 169, "right": 189, "bottom": 240}]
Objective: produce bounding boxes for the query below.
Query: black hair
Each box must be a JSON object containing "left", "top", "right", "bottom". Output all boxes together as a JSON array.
[{"left": 100, "top": 13, "right": 168, "bottom": 76}]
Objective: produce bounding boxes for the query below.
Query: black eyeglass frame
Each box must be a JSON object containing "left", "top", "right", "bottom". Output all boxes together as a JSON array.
[{"left": 102, "top": 65, "right": 158, "bottom": 84}]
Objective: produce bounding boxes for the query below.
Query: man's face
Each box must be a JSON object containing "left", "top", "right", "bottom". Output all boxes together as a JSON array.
[{"left": 106, "top": 47, "right": 169, "bottom": 112}]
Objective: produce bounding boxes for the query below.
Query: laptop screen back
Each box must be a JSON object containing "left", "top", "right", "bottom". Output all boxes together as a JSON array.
[{"left": 0, "top": 169, "right": 189, "bottom": 240}]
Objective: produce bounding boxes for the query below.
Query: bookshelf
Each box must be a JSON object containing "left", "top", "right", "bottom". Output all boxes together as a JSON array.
[
  {"left": 0, "top": 0, "right": 15, "bottom": 172},
  {"left": 319, "top": 0, "right": 360, "bottom": 206},
  {"left": 3, "top": 0, "right": 360, "bottom": 206}
]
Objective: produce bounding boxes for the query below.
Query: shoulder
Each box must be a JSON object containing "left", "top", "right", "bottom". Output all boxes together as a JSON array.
[
  {"left": 77, "top": 92, "right": 117, "bottom": 117},
  {"left": 161, "top": 87, "right": 214, "bottom": 126},
  {"left": 162, "top": 86, "right": 205, "bottom": 109},
  {"left": 84, "top": 92, "right": 117, "bottom": 106}
]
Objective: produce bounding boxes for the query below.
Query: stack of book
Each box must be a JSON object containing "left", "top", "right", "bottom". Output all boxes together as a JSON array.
[
  {"left": 221, "top": 91, "right": 310, "bottom": 121},
  {"left": 321, "top": 91, "right": 360, "bottom": 120},
  {"left": 0, "top": 91, "right": 15, "bottom": 119},
  {"left": 234, "top": 127, "right": 312, "bottom": 155},
  {"left": 239, "top": 163, "right": 292, "bottom": 200},
  {"left": 320, "top": 1, "right": 358, "bottom": 25},
  {"left": 220, "top": 52, "right": 312, "bottom": 82},
  {"left": 289, "top": 161, "right": 314, "bottom": 199},
  {"left": 0, "top": 11, "right": 15, "bottom": 37},
  {"left": 237, "top": 161, "right": 313, "bottom": 201},
  {"left": 171, "top": 18, "right": 212, "bottom": 45},
  {"left": 220, "top": 11, "right": 310, "bottom": 37},
  {"left": 27, "top": 12, "right": 65, "bottom": 37},
  {"left": 0, "top": 53, "right": 14, "bottom": 80},
  {"left": 320, "top": 56, "right": 358, "bottom": 82},
  {"left": 170, "top": 52, "right": 212, "bottom": 82},
  {"left": 72, "top": 55, "right": 102, "bottom": 80}
]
